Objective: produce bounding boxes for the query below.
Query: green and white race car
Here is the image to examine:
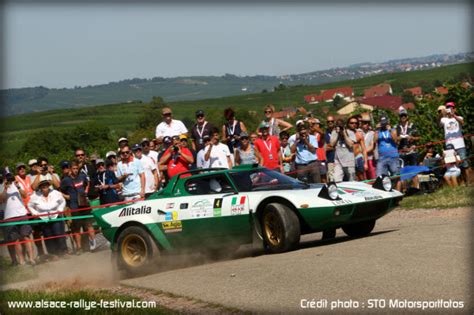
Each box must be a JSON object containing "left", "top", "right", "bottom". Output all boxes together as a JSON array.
[{"left": 92, "top": 165, "right": 402, "bottom": 275}]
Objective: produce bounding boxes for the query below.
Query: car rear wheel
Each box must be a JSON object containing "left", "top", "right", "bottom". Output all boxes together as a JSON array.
[
  {"left": 116, "top": 226, "right": 160, "bottom": 276},
  {"left": 262, "top": 203, "right": 300, "bottom": 253},
  {"left": 342, "top": 219, "right": 376, "bottom": 237}
]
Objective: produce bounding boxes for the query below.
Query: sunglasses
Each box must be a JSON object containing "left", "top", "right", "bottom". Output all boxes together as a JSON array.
[
  {"left": 40, "top": 163, "right": 48, "bottom": 167},
  {"left": 362, "top": 121, "right": 369, "bottom": 124},
  {"left": 281, "top": 137, "right": 289, "bottom": 140},
  {"left": 264, "top": 110, "right": 272, "bottom": 114},
  {"left": 121, "top": 151, "right": 130, "bottom": 155},
  {"left": 108, "top": 155, "right": 116, "bottom": 159},
  {"left": 163, "top": 113, "right": 172, "bottom": 116},
  {"left": 17, "top": 166, "right": 26, "bottom": 170},
  {"left": 327, "top": 120, "right": 334, "bottom": 123},
  {"left": 349, "top": 121, "right": 358, "bottom": 125},
  {"left": 241, "top": 137, "right": 249, "bottom": 140},
  {"left": 76, "top": 154, "right": 85, "bottom": 157},
  {"left": 97, "top": 163, "right": 105, "bottom": 167},
  {"left": 196, "top": 115, "right": 204, "bottom": 118}
]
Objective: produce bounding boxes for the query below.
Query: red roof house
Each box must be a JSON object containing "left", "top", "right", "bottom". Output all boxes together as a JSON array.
[
  {"left": 435, "top": 86, "right": 449, "bottom": 95},
  {"left": 304, "top": 94, "right": 323, "bottom": 104},
  {"left": 364, "top": 84, "right": 392, "bottom": 98},
  {"left": 321, "top": 86, "right": 353, "bottom": 102},
  {"left": 404, "top": 86, "right": 423, "bottom": 96},
  {"left": 360, "top": 96, "right": 403, "bottom": 112}
]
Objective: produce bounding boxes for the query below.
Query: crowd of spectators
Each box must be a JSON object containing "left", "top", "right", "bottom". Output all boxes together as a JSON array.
[{"left": 0, "top": 102, "right": 471, "bottom": 266}]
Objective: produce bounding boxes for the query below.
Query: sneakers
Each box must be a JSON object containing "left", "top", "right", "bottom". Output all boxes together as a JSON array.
[{"left": 89, "top": 238, "right": 97, "bottom": 251}]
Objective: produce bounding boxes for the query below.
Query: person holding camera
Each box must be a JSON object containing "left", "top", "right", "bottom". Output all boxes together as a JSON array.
[
  {"left": 0, "top": 169, "right": 35, "bottom": 265},
  {"left": 329, "top": 119, "right": 357, "bottom": 182},
  {"left": 30, "top": 157, "right": 60, "bottom": 191},
  {"left": 205, "top": 128, "right": 233, "bottom": 169},
  {"left": 159, "top": 135, "right": 194, "bottom": 179},
  {"left": 289, "top": 122, "right": 321, "bottom": 183},
  {"left": 60, "top": 160, "right": 96, "bottom": 253},
  {"left": 93, "top": 159, "right": 121, "bottom": 205},
  {"left": 439, "top": 101, "right": 472, "bottom": 183}
]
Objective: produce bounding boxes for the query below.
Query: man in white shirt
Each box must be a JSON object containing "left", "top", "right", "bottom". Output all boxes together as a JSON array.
[
  {"left": 141, "top": 137, "right": 159, "bottom": 165},
  {"left": 205, "top": 128, "right": 233, "bottom": 169},
  {"left": 132, "top": 144, "right": 158, "bottom": 198},
  {"left": 155, "top": 107, "right": 188, "bottom": 140},
  {"left": 117, "top": 145, "right": 146, "bottom": 200},
  {"left": 196, "top": 135, "right": 211, "bottom": 169}
]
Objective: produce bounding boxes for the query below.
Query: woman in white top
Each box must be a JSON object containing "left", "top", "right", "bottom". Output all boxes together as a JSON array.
[
  {"left": 28, "top": 180, "right": 68, "bottom": 257},
  {"left": 258, "top": 105, "right": 293, "bottom": 136}
]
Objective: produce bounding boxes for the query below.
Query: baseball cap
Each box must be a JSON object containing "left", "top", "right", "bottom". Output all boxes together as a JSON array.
[
  {"left": 141, "top": 137, "right": 150, "bottom": 144},
  {"left": 309, "top": 118, "right": 320, "bottom": 124},
  {"left": 162, "top": 107, "right": 172, "bottom": 115},
  {"left": 59, "top": 160, "right": 70, "bottom": 169},
  {"left": 296, "top": 120, "right": 305, "bottom": 127},
  {"left": 163, "top": 136, "right": 172, "bottom": 144},
  {"left": 259, "top": 122, "right": 270, "bottom": 129},
  {"left": 240, "top": 131, "right": 249, "bottom": 138},
  {"left": 437, "top": 105, "right": 446, "bottom": 111},
  {"left": 132, "top": 143, "right": 142, "bottom": 151},
  {"left": 202, "top": 135, "right": 211, "bottom": 141},
  {"left": 28, "top": 159, "right": 38, "bottom": 166},
  {"left": 380, "top": 116, "right": 389, "bottom": 124},
  {"left": 118, "top": 137, "right": 128, "bottom": 143},
  {"left": 195, "top": 110, "right": 205, "bottom": 117},
  {"left": 179, "top": 134, "right": 188, "bottom": 140},
  {"left": 15, "top": 162, "right": 26, "bottom": 169},
  {"left": 38, "top": 180, "right": 50, "bottom": 188},
  {"left": 445, "top": 102, "right": 455, "bottom": 108},
  {"left": 106, "top": 151, "right": 117, "bottom": 158},
  {"left": 95, "top": 158, "right": 105, "bottom": 165},
  {"left": 399, "top": 107, "right": 408, "bottom": 116}
]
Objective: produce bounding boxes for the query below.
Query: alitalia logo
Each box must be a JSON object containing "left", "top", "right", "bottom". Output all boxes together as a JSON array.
[{"left": 118, "top": 205, "right": 152, "bottom": 217}]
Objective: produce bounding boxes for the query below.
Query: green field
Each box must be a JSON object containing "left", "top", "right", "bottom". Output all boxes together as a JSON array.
[{"left": 1, "top": 62, "right": 472, "bottom": 161}]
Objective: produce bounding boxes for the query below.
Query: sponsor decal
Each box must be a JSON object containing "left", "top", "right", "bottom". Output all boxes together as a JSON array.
[
  {"left": 332, "top": 199, "right": 352, "bottom": 206},
  {"left": 213, "top": 198, "right": 223, "bottom": 217},
  {"left": 180, "top": 203, "right": 188, "bottom": 209},
  {"left": 365, "top": 195, "right": 383, "bottom": 201},
  {"left": 165, "top": 211, "right": 178, "bottom": 221},
  {"left": 231, "top": 196, "right": 246, "bottom": 215},
  {"left": 165, "top": 202, "right": 175, "bottom": 209},
  {"left": 162, "top": 220, "right": 182, "bottom": 233},
  {"left": 352, "top": 190, "right": 382, "bottom": 199},
  {"left": 118, "top": 205, "right": 152, "bottom": 217},
  {"left": 191, "top": 199, "right": 213, "bottom": 218}
]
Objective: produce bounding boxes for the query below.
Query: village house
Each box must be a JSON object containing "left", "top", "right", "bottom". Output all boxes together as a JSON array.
[
  {"left": 363, "top": 83, "right": 392, "bottom": 98},
  {"left": 304, "top": 86, "right": 354, "bottom": 104}
]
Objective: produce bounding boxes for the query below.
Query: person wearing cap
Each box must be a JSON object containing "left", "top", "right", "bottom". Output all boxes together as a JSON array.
[
  {"left": 28, "top": 180, "right": 68, "bottom": 258},
  {"left": 191, "top": 110, "right": 214, "bottom": 153},
  {"left": 0, "top": 170, "right": 35, "bottom": 265},
  {"left": 439, "top": 101, "right": 472, "bottom": 182},
  {"left": 329, "top": 118, "right": 357, "bottom": 182},
  {"left": 205, "top": 127, "right": 233, "bottom": 169},
  {"left": 179, "top": 134, "right": 190, "bottom": 149},
  {"left": 235, "top": 131, "right": 260, "bottom": 166},
  {"left": 396, "top": 107, "right": 420, "bottom": 166},
  {"left": 92, "top": 158, "right": 121, "bottom": 205},
  {"left": 132, "top": 144, "right": 158, "bottom": 198},
  {"left": 360, "top": 116, "right": 377, "bottom": 179},
  {"left": 374, "top": 116, "right": 401, "bottom": 190},
  {"left": 31, "top": 157, "right": 61, "bottom": 191},
  {"left": 289, "top": 122, "right": 321, "bottom": 183},
  {"left": 28, "top": 159, "right": 38, "bottom": 177},
  {"left": 309, "top": 118, "right": 327, "bottom": 182},
  {"left": 196, "top": 135, "right": 212, "bottom": 169},
  {"left": 155, "top": 107, "right": 188, "bottom": 140},
  {"left": 105, "top": 151, "right": 118, "bottom": 175},
  {"left": 117, "top": 137, "right": 129, "bottom": 150},
  {"left": 222, "top": 107, "right": 247, "bottom": 155},
  {"left": 117, "top": 145, "right": 146, "bottom": 201},
  {"left": 141, "top": 138, "right": 159, "bottom": 166},
  {"left": 159, "top": 134, "right": 194, "bottom": 178},
  {"left": 258, "top": 104, "right": 293, "bottom": 137},
  {"left": 15, "top": 162, "right": 33, "bottom": 206},
  {"left": 254, "top": 122, "right": 283, "bottom": 172}
]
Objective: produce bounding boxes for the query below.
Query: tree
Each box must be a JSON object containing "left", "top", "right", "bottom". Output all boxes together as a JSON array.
[
  {"left": 332, "top": 95, "right": 343, "bottom": 108},
  {"left": 401, "top": 90, "right": 415, "bottom": 104}
]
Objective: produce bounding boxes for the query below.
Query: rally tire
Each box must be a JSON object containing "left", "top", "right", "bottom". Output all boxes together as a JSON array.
[
  {"left": 116, "top": 226, "right": 160, "bottom": 276},
  {"left": 261, "top": 203, "right": 301, "bottom": 253},
  {"left": 341, "top": 219, "right": 376, "bottom": 238}
]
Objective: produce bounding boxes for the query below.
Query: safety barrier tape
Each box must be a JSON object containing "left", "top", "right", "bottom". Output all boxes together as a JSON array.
[{"left": 0, "top": 229, "right": 101, "bottom": 247}]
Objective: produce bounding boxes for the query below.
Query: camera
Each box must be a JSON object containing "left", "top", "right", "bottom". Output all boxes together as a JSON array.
[
  {"left": 446, "top": 108, "right": 452, "bottom": 114},
  {"left": 173, "top": 146, "right": 179, "bottom": 152},
  {"left": 5, "top": 173, "right": 15, "bottom": 183}
]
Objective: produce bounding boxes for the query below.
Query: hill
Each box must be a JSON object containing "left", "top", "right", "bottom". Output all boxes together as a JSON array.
[
  {"left": 1, "top": 52, "right": 471, "bottom": 116},
  {"left": 1, "top": 62, "right": 472, "bottom": 164}
]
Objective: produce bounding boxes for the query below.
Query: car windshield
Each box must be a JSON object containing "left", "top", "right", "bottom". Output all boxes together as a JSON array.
[{"left": 229, "top": 168, "right": 308, "bottom": 192}]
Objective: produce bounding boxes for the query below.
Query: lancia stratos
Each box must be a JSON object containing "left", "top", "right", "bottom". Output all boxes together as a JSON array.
[{"left": 92, "top": 165, "right": 403, "bottom": 274}]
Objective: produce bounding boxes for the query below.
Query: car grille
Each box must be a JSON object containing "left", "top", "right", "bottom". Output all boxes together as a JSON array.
[{"left": 352, "top": 199, "right": 391, "bottom": 219}]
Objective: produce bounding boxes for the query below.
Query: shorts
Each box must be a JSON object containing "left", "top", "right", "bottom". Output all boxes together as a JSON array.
[
  {"left": 455, "top": 147, "right": 469, "bottom": 169},
  {"left": 334, "top": 162, "right": 355, "bottom": 182},
  {"left": 319, "top": 161, "right": 327, "bottom": 175},
  {"left": 355, "top": 156, "right": 365, "bottom": 173},
  {"left": 376, "top": 157, "right": 400, "bottom": 177},
  {"left": 327, "top": 162, "right": 335, "bottom": 182},
  {"left": 4, "top": 216, "right": 32, "bottom": 242},
  {"left": 70, "top": 218, "right": 94, "bottom": 233},
  {"left": 444, "top": 167, "right": 461, "bottom": 178}
]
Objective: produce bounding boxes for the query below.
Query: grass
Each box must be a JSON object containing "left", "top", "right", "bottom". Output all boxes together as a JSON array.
[
  {"left": 0, "top": 289, "right": 175, "bottom": 314},
  {"left": 399, "top": 185, "right": 474, "bottom": 209},
  {"left": 0, "top": 257, "right": 38, "bottom": 285}
]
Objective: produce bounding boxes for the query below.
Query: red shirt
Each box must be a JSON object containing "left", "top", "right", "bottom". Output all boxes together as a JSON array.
[
  {"left": 164, "top": 147, "right": 192, "bottom": 178},
  {"left": 255, "top": 136, "right": 281, "bottom": 170},
  {"left": 315, "top": 133, "right": 326, "bottom": 161}
]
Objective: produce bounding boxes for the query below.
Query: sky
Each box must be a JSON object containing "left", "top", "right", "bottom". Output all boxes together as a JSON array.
[{"left": 2, "top": 1, "right": 472, "bottom": 89}]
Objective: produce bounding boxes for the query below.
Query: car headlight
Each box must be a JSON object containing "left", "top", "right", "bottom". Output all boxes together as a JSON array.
[
  {"left": 328, "top": 184, "right": 339, "bottom": 200},
  {"left": 318, "top": 182, "right": 340, "bottom": 200},
  {"left": 373, "top": 175, "right": 392, "bottom": 192}
]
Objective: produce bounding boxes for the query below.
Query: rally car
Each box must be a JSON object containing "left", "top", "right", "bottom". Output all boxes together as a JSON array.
[{"left": 92, "top": 165, "right": 402, "bottom": 275}]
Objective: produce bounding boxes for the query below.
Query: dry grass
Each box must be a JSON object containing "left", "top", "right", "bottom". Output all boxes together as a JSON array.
[{"left": 400, "top": 185, "right": 474, "bottom": 209}]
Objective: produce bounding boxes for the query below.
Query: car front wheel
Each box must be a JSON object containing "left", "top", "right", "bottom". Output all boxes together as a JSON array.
[
  {"left": 342, "top": 219, "right": 376, "bottom": 237},
  {"left": 262, "top": 203, "right": 301, "bottom": 253},
  {"left": 116, "top": 226, "right": 160, "bottom": 276}
]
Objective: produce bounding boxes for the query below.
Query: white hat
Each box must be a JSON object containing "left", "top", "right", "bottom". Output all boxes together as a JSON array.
[
  {"left": 296, "top": 120, "right": 305, "bottom": 126},
  {"left": 106, "top": 151, "right": 117, "bottom": 158},
  {"left": 118, "top": 137, "right": 128, "bottom": 143},
  {"left": 28, "top": 159, "right": 38, "bottom": 166}
]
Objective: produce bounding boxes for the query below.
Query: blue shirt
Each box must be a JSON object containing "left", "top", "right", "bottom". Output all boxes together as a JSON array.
[
  {"left": 117, "top": 158, "right": 144, "bottom": 196},
  {"left": 289, "top": 134, "right": 318, "bottom": 164},
  {"left": 60, "top": 173, "right": 88, "bottom": 210},
  {"left": 377, "top": 129, "right": 399, "bottom": 159}
]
